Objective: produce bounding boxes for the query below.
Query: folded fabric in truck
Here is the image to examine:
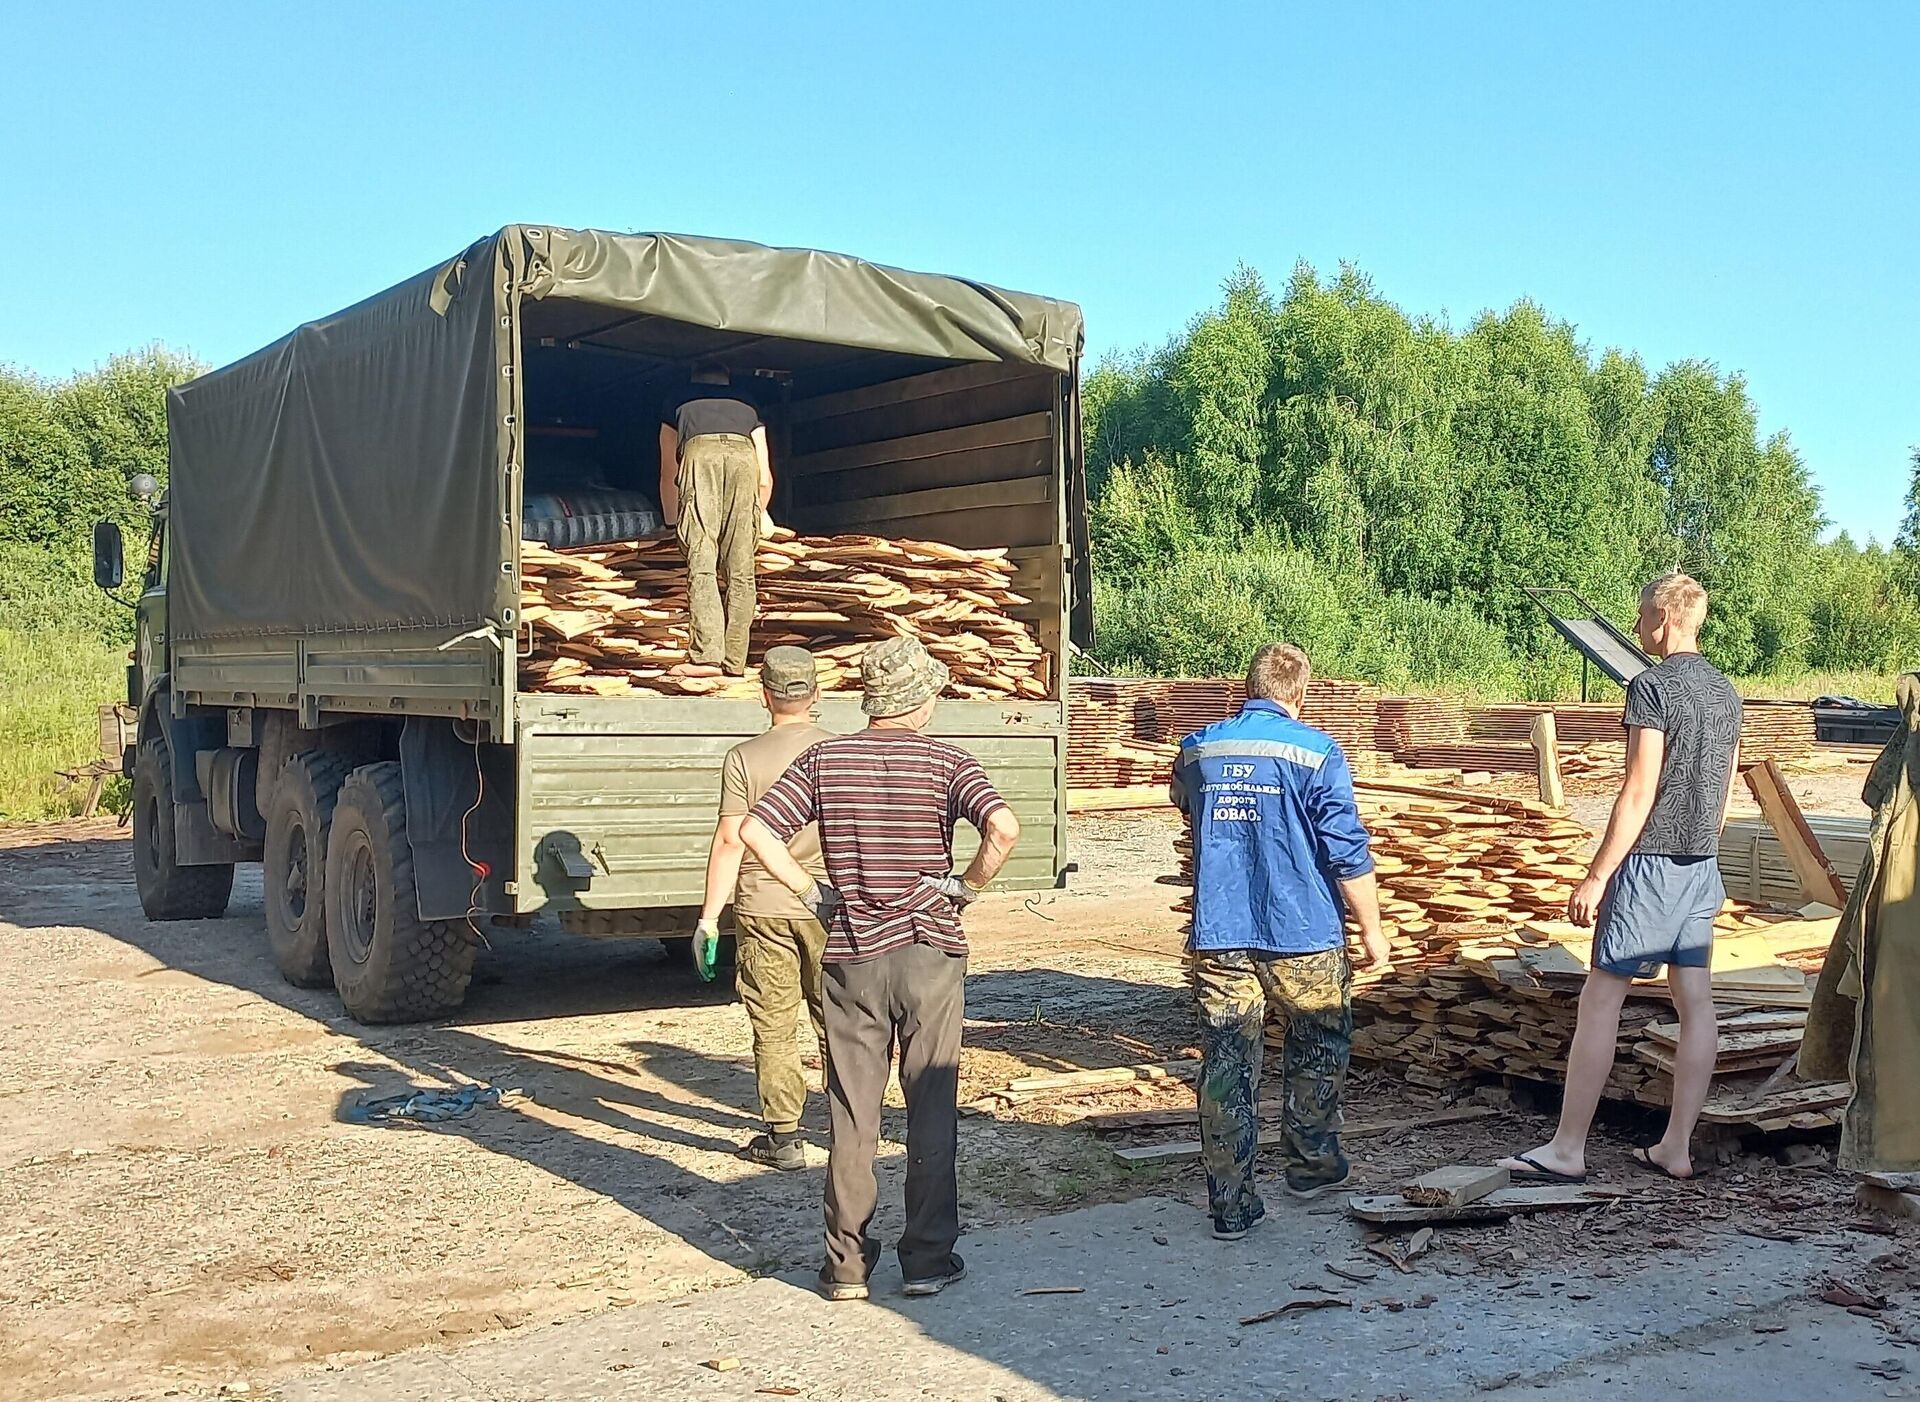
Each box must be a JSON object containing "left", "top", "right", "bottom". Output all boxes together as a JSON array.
[{"left": 522, "top": 490, "right": 663, "bottom": 548}]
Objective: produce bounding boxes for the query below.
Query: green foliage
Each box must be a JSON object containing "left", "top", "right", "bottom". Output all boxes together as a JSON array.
[
  {"left": 1094, "top": 540, "right": 1517, "bottom": 694},
  {"left": 1085, "top": 264, "right": 1908, "bottom": 693},
  {"left": 1804, "top": 536, "right": 1920, "bottom": 674},
  {"left": 0, "top": 625, "right": 128, "bottom": 820},
  {"left": 0, "top": 347, "right": 197, "bottom": 642},
  {"left": 0, "top": 348, "right": 197, "bottom": 819},
  {"left": 1896, "top": 448, "right": 1920, "bottom": 599}
]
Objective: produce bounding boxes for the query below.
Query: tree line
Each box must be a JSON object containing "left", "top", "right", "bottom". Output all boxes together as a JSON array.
[
  {"left": 1085, "top": 263, "right": 1920, "bottom": 694},
  {"left": 2, "top": 303, "right": 1916, "bottom": 701},
  {"left": 0, "top": 348, "right": 200, "bottom": 642}
]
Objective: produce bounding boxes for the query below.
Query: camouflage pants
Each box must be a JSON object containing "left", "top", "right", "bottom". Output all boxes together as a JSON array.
[
  {"left": 735, "top": 914, "right": 829, "bottom": 1134},
  {"left": 1190, "top": 947, "right": 1352, "bottom": 1230},
  {"left": 677, "top": 434, "right": 760, "bottom": 674}
]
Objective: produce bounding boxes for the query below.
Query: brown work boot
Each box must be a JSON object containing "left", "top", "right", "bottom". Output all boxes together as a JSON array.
[{"left": 740, "top": 1130, "right": 807, "bottom": 1172}]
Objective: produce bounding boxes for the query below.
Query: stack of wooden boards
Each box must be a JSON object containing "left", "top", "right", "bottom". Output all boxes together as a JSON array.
[
  {"left": 1066, "top": 677, "right": 1395, "bottom": 790},
  {"left": 1471, "top": 701, "right": 1818, "bottom": 765},
  {"left": 1168, "top": 780, "right": 1845, "bottom": 1130},
  {"left": 1719, "top": 814, "right": 1871, "bottom": 904},
  {"left": 1067, "top": 680, "right": 1825, "bottom": 797},
  {"left": 519, "top": 530, "right": 1049, "bottom": 699}
]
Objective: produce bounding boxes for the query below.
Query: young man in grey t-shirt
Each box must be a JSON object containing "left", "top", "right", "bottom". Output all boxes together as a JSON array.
[{"left": 1502, "top": 573, "right": 1741, "bottom": 1183}]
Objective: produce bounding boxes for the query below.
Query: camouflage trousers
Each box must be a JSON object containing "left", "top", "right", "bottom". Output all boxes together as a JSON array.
[
  {"left": 735, "top": 914, "right": 829, "bottom": 1134},
  {"left": 1190, "top": 947, "right": 1353, "bottom": 1231}
]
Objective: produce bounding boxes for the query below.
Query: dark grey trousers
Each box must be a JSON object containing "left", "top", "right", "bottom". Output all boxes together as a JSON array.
[{"left": 821, "top": 942, "right": 966, "bottom": 1284}]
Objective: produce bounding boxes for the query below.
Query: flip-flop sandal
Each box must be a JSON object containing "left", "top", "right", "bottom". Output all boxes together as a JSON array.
[
  {"left": 1630, "top": 1146, "right": 1700, "bottom": 1181},
  {"left": 1501, "top": 1152, "right": 1588, "bottom": 1185}
]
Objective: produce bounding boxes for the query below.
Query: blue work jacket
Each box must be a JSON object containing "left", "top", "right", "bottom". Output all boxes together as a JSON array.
[{"left": 1170, "top": 699, "right": 1375, "bottom": 955}]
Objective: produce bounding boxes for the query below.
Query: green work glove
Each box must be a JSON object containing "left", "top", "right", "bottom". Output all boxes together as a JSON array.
[{"left": 693, "top": 917, "right": 722, "bottom": 983}]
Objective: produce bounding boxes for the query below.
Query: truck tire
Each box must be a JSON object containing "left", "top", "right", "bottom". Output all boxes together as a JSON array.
[
  {"left": 262, "top": 751, "right": 350, "bottom": 988},
  {"left": 324, "top": 762, "right": 476, "bottom": 1023},
  {"left": 133, "top": 735, "right": 234, "bottom": 921}
]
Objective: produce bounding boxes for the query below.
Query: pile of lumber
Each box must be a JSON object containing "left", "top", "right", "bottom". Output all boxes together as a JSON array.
[
  {"left": 1065, "top": 677, "right": 1396, "bottom": 789},
  {"left": 1377, "top": 695, "right": 1470, "bottom": 751},
  {"left": 1468, "top": 699, "right": 1817, "bottom": 764},
  {"left": 1739, "top": 700, "right": 1819, "bottom": 762},
  {"left": 519, "top": 530, "right": 1049, "bottom": 699},
  {"left": 1719, "top": 814, "right": 1870, "bottom": 905},
  {"left": 1470, "top": 703, "right": 1627, "bottom": 745},
  {"left": 1359, "top": 918, "right": 1842, "bottom": 1124}
]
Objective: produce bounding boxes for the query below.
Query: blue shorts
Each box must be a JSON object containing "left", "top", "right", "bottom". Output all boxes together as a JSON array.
[{"left": 1591, "top": 853, "right": 1723, "bottom": 979}]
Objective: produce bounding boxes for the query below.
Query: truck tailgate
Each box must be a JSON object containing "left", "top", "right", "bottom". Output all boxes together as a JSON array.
[{"left": 515, "top": 695, "right": 1065, "bottom": 913}]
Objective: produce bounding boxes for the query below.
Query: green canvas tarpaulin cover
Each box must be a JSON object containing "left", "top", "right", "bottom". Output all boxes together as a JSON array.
[{"left": 169, "top": 225, "right": 1084, "bottom": 643}]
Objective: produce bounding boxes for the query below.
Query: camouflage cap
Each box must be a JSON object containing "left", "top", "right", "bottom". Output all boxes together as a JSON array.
[
  {"left": 860, "top": 635, "right": 950, "bottom": 717},
  {"left": 759, "top": 645, "right": 818, "bottom": 700}
]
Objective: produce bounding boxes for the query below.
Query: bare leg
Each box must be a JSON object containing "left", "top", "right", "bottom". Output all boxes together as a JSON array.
[
  {"left": 1500, "top": 969, "right": 1633, "bottom": 1177},
  {"left": 1647, "top": 964, "right": 1716, "bottom": 1177}
]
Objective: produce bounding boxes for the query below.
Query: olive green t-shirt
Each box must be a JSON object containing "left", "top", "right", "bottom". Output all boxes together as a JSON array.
[{"left": 720, "top": 723, "right": 832, "bottom": 919}]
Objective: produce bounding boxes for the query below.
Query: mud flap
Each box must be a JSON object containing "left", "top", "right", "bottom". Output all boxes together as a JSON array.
[{"left": 399, "top": 717, "right": 512, "bottom": 920}]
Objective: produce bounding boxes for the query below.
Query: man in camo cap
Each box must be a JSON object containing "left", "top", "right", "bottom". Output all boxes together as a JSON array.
[
  {"left": 742, "top": 635, "right": 1022, "bottom": 1301},
  {"left": 696, "top": 646, "right": 834, "bottom": 1170}
]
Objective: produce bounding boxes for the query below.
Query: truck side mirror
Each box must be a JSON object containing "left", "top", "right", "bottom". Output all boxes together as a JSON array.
[{"left": 93, "top": 521, "right": 125, "bottom": 591}]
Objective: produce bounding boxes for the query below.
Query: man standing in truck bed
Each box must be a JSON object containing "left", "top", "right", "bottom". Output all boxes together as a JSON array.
[
  {"left": 740, "top": 636, "right": 1021, "bottom": 1301},
  {"left": 658, "top": 365, "right": 774, "bottom": 678}
]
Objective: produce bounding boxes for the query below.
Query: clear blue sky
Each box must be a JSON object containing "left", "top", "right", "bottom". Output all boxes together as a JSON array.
[{"left": 8, "top": 2, "right": 1913, "bottom": 541}]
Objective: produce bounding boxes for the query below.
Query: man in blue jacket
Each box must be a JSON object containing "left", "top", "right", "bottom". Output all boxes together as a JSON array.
[{"left": 1171, "top": 643, "right": 1392, "bottom": 1239}]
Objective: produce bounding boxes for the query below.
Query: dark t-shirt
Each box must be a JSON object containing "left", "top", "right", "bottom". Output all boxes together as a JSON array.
[
  {"left": 664, "top": 393, "right": 761, "bottom": 443},
  {"left": 1622, "top": 652, "right": 1743, "bottom": 856}
]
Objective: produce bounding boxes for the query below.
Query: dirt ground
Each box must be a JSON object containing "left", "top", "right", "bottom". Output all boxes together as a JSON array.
[{"left": 0, "top": 763, "right": 1881, "bottom": 1400}]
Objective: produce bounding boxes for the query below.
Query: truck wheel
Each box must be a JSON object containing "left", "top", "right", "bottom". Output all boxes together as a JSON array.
[
  {"left": 133, "top": 735, "right": 234, "bottom": 921},
  {"left": 324, "top": 762, "right": 476, "bottom": 1023},
  {"left": 262, "top": 751, "right": 350, "bottom": 987}
]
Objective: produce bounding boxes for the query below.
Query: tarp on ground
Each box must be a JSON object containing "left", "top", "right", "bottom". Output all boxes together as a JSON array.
[{"left": 168, "top": 226, "right": 1084, "bottom": 642}]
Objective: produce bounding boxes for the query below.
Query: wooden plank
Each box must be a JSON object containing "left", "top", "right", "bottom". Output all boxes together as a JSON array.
[
  {"left": 1744, "top": 757, "right": 1850, "bottom": 908},
  {"left": 1531, "top": 712, "right": 1565, "bottom": 808},
  {"left": 1111, "top": 1105, "right": 1496, "bottom": 1166},
  {"left": 786, "top": 411, "right": 1053, "bottom": 478},
  {"left": 1353, "top": 778, "right": 1551, "bottom": 817},
  {"left": 1642, "top": 1022, "right": 1804, "bottom": 1054},
  {"left": 1068, "top": 786, "right": 1174, "bottom": 814},
  {"left": 1347, "top": 1185, "right": 1635, "bottom": 1224},
  {"left": 1400, "top": 1165, "right": 1511, "bottom": 1208},
  {"left": 1001, "top": 1060, "right": 1197, "bottom": 1095},
  {"left": 785, "top": 361, "right": 1027, "bottom": 426},
  {"left": 1698, "top": 1079, "right": 1848, "bottom": 1124},
  {"left": 804, "top": 476, "right": 1053, "bottom": 530},
  {"left": 802, "top": 442, "right": 1052, "bottom": 505},
  {"left": 1632, "top": 1043, "right": 1798, "bottom": 1077}
]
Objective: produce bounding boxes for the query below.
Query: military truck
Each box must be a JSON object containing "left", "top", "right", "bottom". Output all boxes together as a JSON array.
[{"left": 92, "top": 227, "right": 1090, "bottom": 1023}]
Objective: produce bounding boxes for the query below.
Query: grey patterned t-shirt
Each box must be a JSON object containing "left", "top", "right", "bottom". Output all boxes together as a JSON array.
[{"left": 1622, "top": 652, "right": 1743, "bottom": 856}]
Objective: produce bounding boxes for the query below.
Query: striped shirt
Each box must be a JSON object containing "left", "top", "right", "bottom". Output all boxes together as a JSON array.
[{"left": 749, "top": 728, "right": 1011, "bottom": 963}]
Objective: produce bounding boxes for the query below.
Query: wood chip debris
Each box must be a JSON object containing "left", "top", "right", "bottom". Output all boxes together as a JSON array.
[{"left": 1239, "top": 1296, "right": 1352, "bottom": 1325}]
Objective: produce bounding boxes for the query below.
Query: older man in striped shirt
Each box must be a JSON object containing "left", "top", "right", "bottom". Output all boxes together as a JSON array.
[{"left": 742, "top": 635, "right": 1021, "bottom": 1302}]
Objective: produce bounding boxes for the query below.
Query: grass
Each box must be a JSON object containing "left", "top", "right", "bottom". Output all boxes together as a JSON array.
[
  {"left": 0, "top": 627, "right": 128, "bottom": 821},
  {"left": 1731, "top": 671, "right": 1900, "bottom": 703}
]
